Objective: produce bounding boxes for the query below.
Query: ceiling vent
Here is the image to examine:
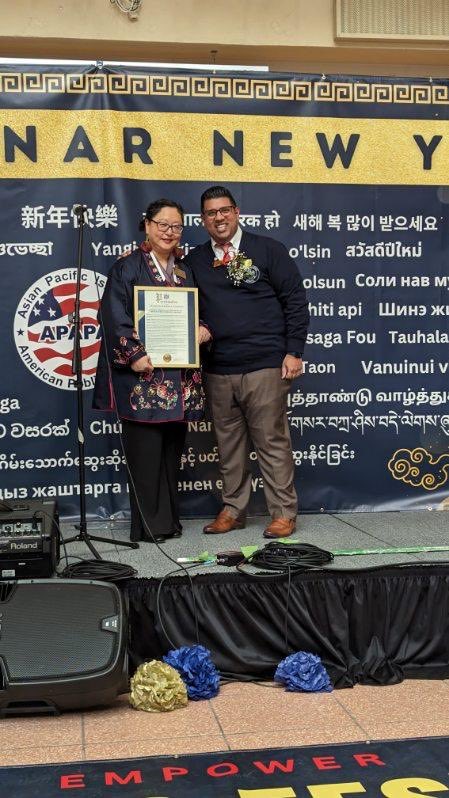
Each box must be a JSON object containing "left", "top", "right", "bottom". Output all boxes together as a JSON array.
[{"left": 335, "top": 0, "right": 449, "bottom": 41}]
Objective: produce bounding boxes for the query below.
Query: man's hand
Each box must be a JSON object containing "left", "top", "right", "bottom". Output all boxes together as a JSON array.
[
  {"left": 198, "top": 325, "right": 212, "bottom": 344},
  {"left": 281, "top": 354, "right": 303, "bottom": 380},
  {"left": 131, "top": 354, "right": 153, "bottom": 374}
]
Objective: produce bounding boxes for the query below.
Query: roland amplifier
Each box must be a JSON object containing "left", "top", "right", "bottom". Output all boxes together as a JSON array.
[{"left": 0, "top": 500, "right": 60, "bottom": 578}]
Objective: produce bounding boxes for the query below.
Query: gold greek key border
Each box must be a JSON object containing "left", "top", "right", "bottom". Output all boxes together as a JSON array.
[{"left": 0, "top": 72, "right": 447, "bottom": 104}]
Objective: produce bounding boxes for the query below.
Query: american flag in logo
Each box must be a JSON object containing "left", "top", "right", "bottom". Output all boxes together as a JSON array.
[{"left": 26, "top": 282, "right": 101, "bottom": 378}]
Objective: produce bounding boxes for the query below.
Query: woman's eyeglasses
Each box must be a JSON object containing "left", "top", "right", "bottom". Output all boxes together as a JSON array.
[{"left": 149, "top": 220, "right": 183, "bottom": 234}]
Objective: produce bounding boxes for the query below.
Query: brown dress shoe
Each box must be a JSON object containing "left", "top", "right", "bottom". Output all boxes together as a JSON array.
[
  {"left": 263, "top": 517, "right": 296, "bottom": 539},
  {"left": 203, "top": 509, "right": 246, "bottom": 534}
]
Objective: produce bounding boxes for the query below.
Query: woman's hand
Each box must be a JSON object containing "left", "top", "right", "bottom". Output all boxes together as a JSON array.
[
  {"left": 198, "top": 325, "right": 212, "bottom": 345},
  {"left": 131, "top": 354, "right": 153, "bottom": 374}
]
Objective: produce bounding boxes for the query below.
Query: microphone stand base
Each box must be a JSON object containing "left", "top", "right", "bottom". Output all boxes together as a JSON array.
[{"left": 64, "top": 524, "right": 140, "bottom": 558}]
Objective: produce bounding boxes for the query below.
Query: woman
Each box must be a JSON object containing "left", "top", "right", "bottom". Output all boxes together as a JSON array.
[{"left": 93, "top": 199, "right": 211, "bottom": 543}]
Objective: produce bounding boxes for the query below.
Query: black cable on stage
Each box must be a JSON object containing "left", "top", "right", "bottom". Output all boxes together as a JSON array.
[
  {"left": 32, "top": 508, "right": 137, "bottom": 583},
  {"left": 58, "top": 559, "right": 137, "bottom": 582},
  {"left": 236, "top": 541, "right": 334, "bottom": 657},
  {"left": 236, "top": 541, "right": 334, "bottom": 577},
  {"left": 284, "top": 564, "right": 292, "bottom": 652},
  {"left": 156, "top": 564, "right": 201, "bottom": 650}
]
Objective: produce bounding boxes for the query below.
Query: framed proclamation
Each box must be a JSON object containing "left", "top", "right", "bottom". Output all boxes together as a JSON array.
[{"left": 134, "top": 286, "right": 199, "bottom": 368}]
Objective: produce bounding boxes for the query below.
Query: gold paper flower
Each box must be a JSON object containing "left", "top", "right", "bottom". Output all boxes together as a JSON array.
[{"left": 129, "top": 660, "right": 188, "bottom": 713}]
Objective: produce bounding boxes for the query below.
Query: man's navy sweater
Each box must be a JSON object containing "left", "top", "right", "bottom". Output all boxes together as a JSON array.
[{"left": 184, "top": 230, "right": 310, "bottom": 374}]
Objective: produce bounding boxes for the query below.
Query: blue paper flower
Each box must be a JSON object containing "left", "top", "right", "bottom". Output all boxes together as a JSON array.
[
  {"left": 274, "top": 651, "right": 333, "bottom": 693},
  {"left": 163, "top": 645, "right": 220, "bottom": 700}
]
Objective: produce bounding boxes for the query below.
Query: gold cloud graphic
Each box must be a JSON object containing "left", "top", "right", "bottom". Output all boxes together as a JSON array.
[{"left": 388, "top": 447, "right": 449, "bottom": 491}]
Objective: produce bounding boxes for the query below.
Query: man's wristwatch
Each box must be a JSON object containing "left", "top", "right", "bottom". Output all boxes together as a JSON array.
[{"left": 287, "top": 352, "right": 302, "bottom": 358}]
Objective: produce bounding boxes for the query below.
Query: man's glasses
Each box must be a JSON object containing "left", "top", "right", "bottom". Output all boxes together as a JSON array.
[
  {"left": 202, "top": 205, "right": 236, "bottom": 219},
  {"left": 149, "top": 220, "right": 183, "bottom": 234}
]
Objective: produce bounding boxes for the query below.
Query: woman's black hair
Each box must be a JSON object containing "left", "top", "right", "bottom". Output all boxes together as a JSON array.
[{"left": 138, "top": 198, "right": 184, "bottom": 231}]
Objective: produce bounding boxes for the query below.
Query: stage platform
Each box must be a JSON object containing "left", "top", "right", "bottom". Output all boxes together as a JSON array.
[
  {"left": 61, "top": 509, "right": 449, "bottom": 576},
  {"left": 60, "top": 511, "right": 449, "bottom": 689}
]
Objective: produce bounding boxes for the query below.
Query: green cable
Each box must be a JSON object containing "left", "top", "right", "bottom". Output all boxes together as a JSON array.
[
  {"left": 332, "top": 545, "right": 449, "bottom": 556},
  {"left": 241, "top": 542, "right": 449, "bottom": 559},
  {"left": 243, "top": 543, "right": 449, "bottom": 559},
  {"left": 176, "top": 543, "right": 449, "bottom": 566}
]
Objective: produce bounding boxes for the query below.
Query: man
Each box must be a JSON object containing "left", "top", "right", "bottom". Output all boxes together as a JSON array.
[{"left": 184, "top": 186, "right": 309, "bottom": 538}]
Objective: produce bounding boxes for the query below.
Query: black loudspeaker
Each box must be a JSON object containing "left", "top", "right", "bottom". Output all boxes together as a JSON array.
[{"left": 0, "top": 579, "right": 128, "bottom": 716}]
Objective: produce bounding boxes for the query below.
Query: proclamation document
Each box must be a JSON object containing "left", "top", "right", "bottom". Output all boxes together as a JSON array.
[{"left": 134, "top": 286, "right": 199, "bottom": 368}]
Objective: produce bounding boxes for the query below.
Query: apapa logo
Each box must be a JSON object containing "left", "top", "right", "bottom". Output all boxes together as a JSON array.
[{"left": 14, "top": 268, "right": 106, "bottom": 391}]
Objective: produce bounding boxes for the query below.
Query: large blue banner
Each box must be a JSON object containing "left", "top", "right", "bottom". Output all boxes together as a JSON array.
[{"left": 1, "top": 66, "right": 448, "bottom": 517}]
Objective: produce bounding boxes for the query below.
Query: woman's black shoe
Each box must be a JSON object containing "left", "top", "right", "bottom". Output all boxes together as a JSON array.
[
  {"left": 146, "top": 530, "right": 182, "bottom": 543},
  {"left": 150, "top": 534, "right": 166, "bottom": 543},
  {"left": 161, "top": 530, "right": 182, "bottom": 540}
]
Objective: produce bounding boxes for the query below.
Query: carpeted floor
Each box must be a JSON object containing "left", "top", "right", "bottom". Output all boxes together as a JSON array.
[{"left": 58, "top": 509, "right": 449, "bottom": 578}]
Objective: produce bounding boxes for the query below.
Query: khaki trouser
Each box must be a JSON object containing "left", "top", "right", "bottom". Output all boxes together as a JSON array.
[{"left": 204, "top": 368, "right": 297, "bottom": 519}]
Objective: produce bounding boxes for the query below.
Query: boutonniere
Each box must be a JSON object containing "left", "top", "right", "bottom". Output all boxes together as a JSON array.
[{"left": 226, "top": 250, "right": 260, "bottom": 286}]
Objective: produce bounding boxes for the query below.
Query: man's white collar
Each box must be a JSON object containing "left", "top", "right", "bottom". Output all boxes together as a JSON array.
[{"left": 211, "top": 227, "right": 242, "bottom": 256}]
